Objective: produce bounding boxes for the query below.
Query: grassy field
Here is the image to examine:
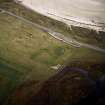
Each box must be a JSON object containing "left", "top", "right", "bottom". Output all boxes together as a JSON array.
[
  {"left": 1, "top": 12, "right": 103, "bottom": 80},
  {"left": 0, "top": 1, "right": 105, "bottom": 104}
]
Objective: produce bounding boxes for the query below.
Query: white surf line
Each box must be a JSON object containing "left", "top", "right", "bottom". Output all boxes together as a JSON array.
[
  {"left": 47, "top": 13, "right": 105, "bottom": 33},
  {"left": 0, "top": 8, "right": 105, "bottom": 53}
]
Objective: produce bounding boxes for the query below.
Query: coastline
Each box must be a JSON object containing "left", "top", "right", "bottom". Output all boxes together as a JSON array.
[{"left": 18, "top": 0, "right": 105, "bottom": 32}]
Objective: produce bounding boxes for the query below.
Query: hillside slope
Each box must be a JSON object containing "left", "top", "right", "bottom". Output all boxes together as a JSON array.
[{"left": 0, "top": 1, "right": 105, "bottom": 105}]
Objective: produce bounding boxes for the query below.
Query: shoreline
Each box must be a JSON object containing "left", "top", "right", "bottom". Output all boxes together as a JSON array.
[{"left": 16, "top": 0, "right": 105, "bottom": 32}]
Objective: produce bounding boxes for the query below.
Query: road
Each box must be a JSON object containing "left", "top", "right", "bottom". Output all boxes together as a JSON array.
[{"left": 0, "top": 8, "right": 105, "bottom": 53}]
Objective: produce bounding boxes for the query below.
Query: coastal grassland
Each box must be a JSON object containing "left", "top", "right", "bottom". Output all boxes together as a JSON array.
[
  {"left": 0, "top": 13, "right": 85, "bottom": 79},
  {"left": 0, "top": 1, "right": 105, "bottom": 48},
  {"left": 0, "top": 12, "right": 80, "bottom": 81},
  {"left": 0, "top": 1, "right": 105, "bottom": 105},
  {"left": 0, "top": 6, "right": 105, "bottom": 104},
  {"left": 0, "top": 12, "right": 105, "bottom": 81}
]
